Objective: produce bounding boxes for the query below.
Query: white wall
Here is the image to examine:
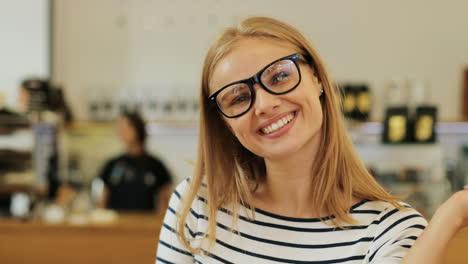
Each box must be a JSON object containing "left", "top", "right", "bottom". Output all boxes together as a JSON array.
[
  {"left": 54, "top": 0, "right": 468, "bottom": 121},
  {"left": 0, "top": 0, "right": 50, "bottom": 107},
  {"left": 53, "top": 0, "right": 468, "bottom": 183}
]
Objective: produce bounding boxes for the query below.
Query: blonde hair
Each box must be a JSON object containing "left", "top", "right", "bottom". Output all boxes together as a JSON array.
[{"left": 178, "top": 16, "right": 401, "bottom": 253}]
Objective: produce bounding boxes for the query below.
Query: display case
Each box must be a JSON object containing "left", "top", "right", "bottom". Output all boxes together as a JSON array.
[{"left": 349, "top": 121, "right": 468, "bottom": 218}]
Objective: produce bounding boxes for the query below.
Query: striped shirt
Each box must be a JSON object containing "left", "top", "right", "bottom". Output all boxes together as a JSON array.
[{"left": 156, "top": 178, "right": 427, "bottom": 263}]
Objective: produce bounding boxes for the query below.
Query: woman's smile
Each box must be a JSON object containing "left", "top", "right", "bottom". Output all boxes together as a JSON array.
[{"left": 257, "top": 110, "right": 297, "bottom": 138}]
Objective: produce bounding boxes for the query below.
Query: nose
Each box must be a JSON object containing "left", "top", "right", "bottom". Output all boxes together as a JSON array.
[{"left": 253, "top": 84, "right": 281, "bottom": 116}]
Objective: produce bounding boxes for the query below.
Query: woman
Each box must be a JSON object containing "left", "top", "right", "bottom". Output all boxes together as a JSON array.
[
  {"left": 157, "top": 17, "right": 468, "bottom": 263},
  {"left": 98, "top": 111, "right": 172, "bottom": 214}
]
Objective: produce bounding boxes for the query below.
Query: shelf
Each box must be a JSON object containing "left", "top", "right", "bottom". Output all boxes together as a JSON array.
[
  {"left": 147, "top": 121, "right": 198, "bottom": 136},
  {"left": 0, "top": 150, "right": 32, "bottom": 161},
  {"left": 349, "top": 121, "right": 468, "bottom": 135},
  {"left": 68, "top": 121, "right": 199, "bottom": 136},
  {"left": 68, "top": 121, "right": 468, "bottom": 136}
]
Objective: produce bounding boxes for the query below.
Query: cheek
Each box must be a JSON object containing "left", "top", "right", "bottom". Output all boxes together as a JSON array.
[
  {"left": 296, "top": 89, "right": 323, "bottom": 124},
  {"left": 309, "top": 98, "right": 324, "bottom": 122},
  {"left": 119, "top": 126, "right": 134, "bottom": 141},
  {"left": 228, "top": 121, "right": 246, "bottom": 137},
  {"left": 226, "top": 117, "right": 254, "bottom": 142},
  {"left": 120, "top": 129, "right": 129, "bottom": 140},
  {"left": 126, "top": 129, "right": 134, "bottom": 139}
]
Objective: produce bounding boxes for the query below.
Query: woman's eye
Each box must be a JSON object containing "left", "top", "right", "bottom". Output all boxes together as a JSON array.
[
  {"left": 230, "top": 94, "right": 250, "bottom": 106},
  {"left": 271, "top": 72, "right": 290, "bottom": 85}
]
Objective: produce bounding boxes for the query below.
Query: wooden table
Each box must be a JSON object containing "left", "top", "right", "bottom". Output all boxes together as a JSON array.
[{"left": 0, "top": 213, "right": 163, "bottom": 264}]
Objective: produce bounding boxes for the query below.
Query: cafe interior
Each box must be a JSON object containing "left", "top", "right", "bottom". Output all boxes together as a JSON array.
[{"left": 1, "top": 0, "right": 468, "bottom": 263}]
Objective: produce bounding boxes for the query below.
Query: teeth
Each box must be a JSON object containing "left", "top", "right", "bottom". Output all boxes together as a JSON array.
[{"left": 261, "top": 112, "right": 295, "bottom": 134}]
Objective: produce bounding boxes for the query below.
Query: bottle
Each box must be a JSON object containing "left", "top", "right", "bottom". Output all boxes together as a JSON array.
[
  {"left": 405, "top": 80, "right": 438, "bottom": 143},
  {"left": 382, "top": 80, "right": 409, "bottom": 144},
  {"left": 88, "top": 90, "right": 99, "bottom": 121},
  {"left": 406, "top": 80, "right": 427, "bottom": 117},
  {"left": 355, "top": 84, "right": 371, "bottom": 121},
  {"left": 413, "top": 106, "right": 437, "bottom": 143},
  {"left": 382, "top": 107, "right": 409, "bottom": 144},
  {"left": 342, "top": 84, "right": 357, "bottom": 119}
]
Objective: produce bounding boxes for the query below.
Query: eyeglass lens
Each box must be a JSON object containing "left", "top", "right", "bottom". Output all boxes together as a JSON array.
[{"left": 216, "top": 59, "right": 299, "bottom": 117}]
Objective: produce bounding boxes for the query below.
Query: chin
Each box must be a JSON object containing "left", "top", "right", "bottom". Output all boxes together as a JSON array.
[{"left": 257, "top": 144, "right": 303, "bottom": 160}]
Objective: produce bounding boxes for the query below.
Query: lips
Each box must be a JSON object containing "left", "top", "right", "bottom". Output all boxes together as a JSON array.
[{"left": 259, "top": 111, "right": 296, "bottom": 135}]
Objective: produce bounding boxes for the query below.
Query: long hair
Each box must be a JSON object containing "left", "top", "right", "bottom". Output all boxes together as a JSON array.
[{"left": 178, "top": 16, "right": 401, "bottom": 253}]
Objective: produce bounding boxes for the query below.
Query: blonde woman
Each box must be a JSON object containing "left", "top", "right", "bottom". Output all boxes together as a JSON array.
[{"left": 156, "top": 17, "right": 468, "bottom": 263}]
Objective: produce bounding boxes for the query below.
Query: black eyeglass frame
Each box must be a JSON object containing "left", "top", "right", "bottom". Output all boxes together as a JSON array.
[{"left": 208, "top": 53, "right": 303, "bottom": 118}]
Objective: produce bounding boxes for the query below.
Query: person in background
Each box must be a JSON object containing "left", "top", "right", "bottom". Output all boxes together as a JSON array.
[
  {"left": 157, "top": 17, "right": 468, "bottom": 264},
  {"left": 97, "top": 111, "right": 173, "bottom": 214}
]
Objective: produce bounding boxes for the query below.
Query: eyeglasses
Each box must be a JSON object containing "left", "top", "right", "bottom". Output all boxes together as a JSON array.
[{"left": 209, "top": 53, "right": 302, "bottom": 118}]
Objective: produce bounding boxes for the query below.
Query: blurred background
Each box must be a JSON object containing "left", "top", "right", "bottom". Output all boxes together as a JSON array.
[{"left": 0, "top": 0, "right": 467, "bottom": 263}]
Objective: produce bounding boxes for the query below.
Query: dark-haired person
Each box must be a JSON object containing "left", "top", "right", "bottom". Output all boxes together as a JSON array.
[{"left": 97, "top": 112, "right": 173, "bottom": 213}]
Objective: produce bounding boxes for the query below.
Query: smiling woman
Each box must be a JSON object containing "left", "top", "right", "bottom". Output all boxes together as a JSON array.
[{"left": 155, "top": 17, "right": 467, "bottom": 264}]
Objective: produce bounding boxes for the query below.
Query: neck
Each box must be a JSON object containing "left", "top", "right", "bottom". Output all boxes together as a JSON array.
[
  {"left": 255, "top": 133, "right": 325, "bottom": 218},
  {"left": 251, "top": 133, "right": 362, "bottom": 218},
  {"left": 127, "top": 143, "right": 144, "bottom": 157}
]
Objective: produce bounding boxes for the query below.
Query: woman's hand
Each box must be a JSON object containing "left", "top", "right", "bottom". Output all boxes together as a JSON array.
[
  {"left": 401, "top": 188, "right": 468, "bottom": 264},
  {"left": 432, "top": 188, "right": 468, "bottom": 233}
]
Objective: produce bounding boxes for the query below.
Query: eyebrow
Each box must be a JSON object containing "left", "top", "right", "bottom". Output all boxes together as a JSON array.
[
  {"left": 210, "top": 53, "right": 301, "bottom": 98},
  {"left": 219, "top": 84, "right": 246, "bottom": 102}
]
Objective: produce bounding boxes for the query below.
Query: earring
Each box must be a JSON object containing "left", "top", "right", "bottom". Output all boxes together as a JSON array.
[{"left": 320, "top": 89, "right": 324, "bottom": 94}]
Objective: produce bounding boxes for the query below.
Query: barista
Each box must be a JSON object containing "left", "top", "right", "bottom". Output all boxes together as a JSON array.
[{"left": 97, "top": 112, "right": 172, "bottom": 213}]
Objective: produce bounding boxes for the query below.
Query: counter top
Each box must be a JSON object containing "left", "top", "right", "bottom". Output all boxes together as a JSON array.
[{"left": 0, "top": 213, "right": 164, "bottom": 264}]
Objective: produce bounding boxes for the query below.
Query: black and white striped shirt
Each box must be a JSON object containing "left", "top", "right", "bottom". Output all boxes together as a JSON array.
[{"left": 156, "top": 178, "right": 427, "bottom": 263}]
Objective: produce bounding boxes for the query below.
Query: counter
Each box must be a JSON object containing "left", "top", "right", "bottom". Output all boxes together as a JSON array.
[{"left": 0, "top": 213, "right": 163, "bottom": 264}]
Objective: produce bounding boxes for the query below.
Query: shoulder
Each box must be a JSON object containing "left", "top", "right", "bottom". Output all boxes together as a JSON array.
[
  {"left": 353, "top": 199, "right": 427, "bottom": 223},
  {"left": 170, "top": 177, "right": 208, "bottom": 210},
  {"left": 166, "top": 177, "right": 208, "bottom": 240},
  {"left": 145, "top": 153, "right": 160, "bottom": 161},
  {"left": 353, "top": 199, "right": 427, "bottom": 239},
  {"left": 172, "top": 177, "right": 207, "bottom": 202},
  {"left": 101, "top": 154, "right": 126, "bottom": 169},
  {"left": 145, "top": 153, "right": 167, "bottom": 166},
  {"left": 111, "top": 153, "right": 128, "bottom": 163},
  {"left": 172, "top": 177, "right": 191, "bottom": 201},
  {"left": 355, "top": 200, "right": 428, "bottom": 262}
]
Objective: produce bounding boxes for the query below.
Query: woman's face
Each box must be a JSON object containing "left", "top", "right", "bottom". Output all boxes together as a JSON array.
[
  {"left": 117, "top": 117, "right": 139, "bottom": 147},
  {"left": 210, "top": 38, "right": 324, "bottom": 160}
]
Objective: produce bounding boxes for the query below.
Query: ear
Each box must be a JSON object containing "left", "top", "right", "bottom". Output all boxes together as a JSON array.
[{"left": 317, "top": 80, "right": 324, "bottom": 97}]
